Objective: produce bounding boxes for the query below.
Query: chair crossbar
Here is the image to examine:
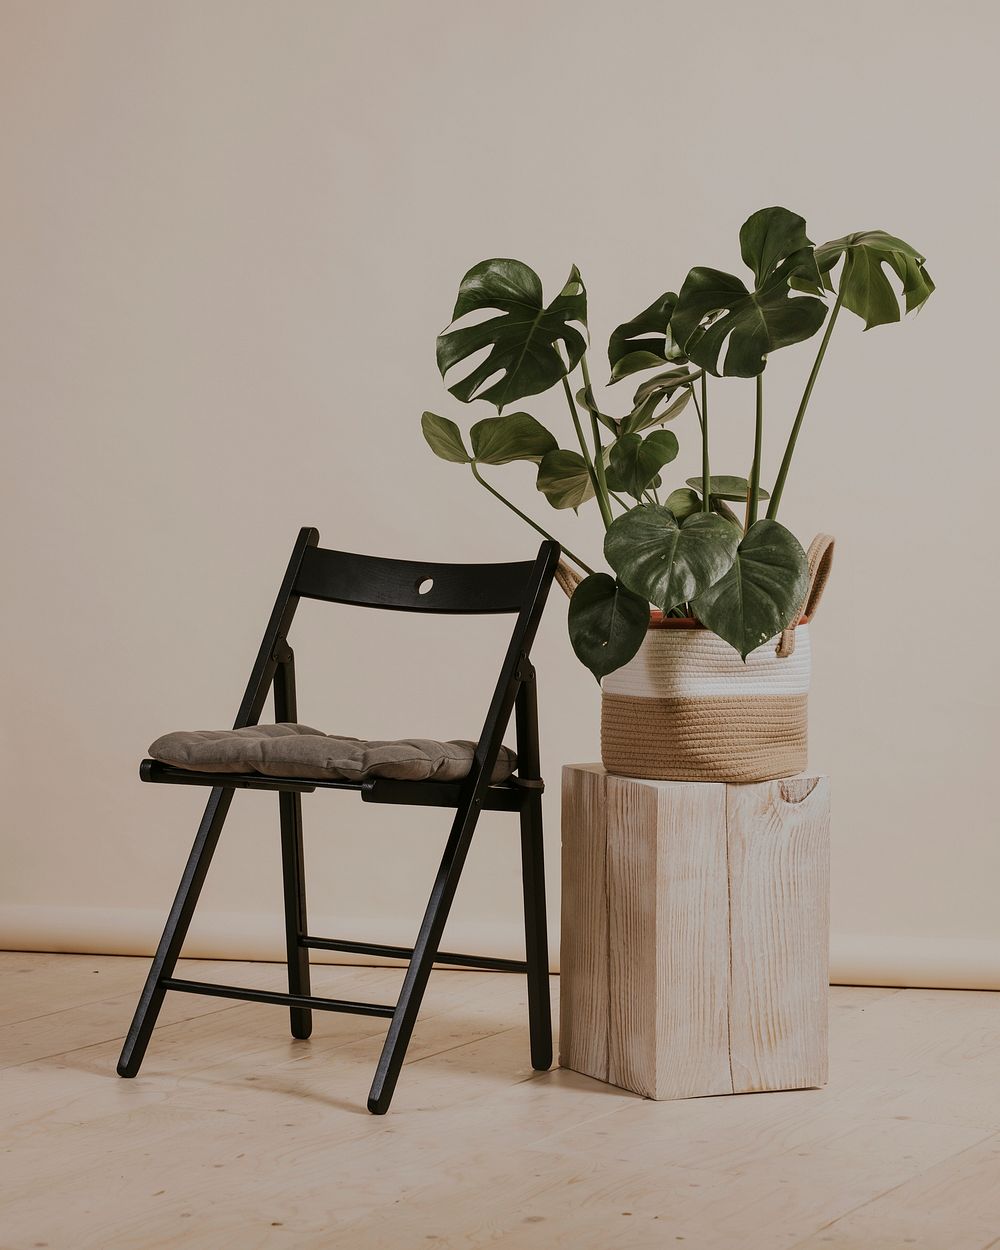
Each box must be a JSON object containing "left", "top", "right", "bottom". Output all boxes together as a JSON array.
[
  {"left": 300, "top": 935, "right": 528, "bottom": 974},
  {"left": 161, "top": 978, "right": 395, "bottom": 1017}
]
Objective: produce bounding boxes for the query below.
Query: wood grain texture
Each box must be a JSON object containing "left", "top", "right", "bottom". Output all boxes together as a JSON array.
[
  {"left": 604, "top": 774, "right": 658, "bottom": 1095},
  {"left": 649, "top": 778, "right": 732, "bottom": 1099},
  {"left": 560, "top": 765, "right": 829, "bottom": 1100},
  {"left": 605, "top": 775, "right": 731, "bottom": 1098},
  {"left": 788, "top": 1134, "right": 1000, "bottom": 1250},
  {"left": 559, "top": 763, "right": 610, "bottom": 1083},
  {"left": 727, "top": 775, "right": 830, "bottom": 1093},
  {"left": 3, "top": 957, "right": 1000, "bottom": 1249}
]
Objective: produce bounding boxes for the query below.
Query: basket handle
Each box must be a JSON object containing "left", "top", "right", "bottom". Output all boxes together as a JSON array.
[
  {"left": 776, "top": 533, "right": 835, "bottom": 657},
  {"left": 555, "top": 559, "right": 585, "bottom": 599}
]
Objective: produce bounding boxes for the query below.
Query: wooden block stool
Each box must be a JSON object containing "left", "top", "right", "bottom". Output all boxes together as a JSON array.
[{"left": 560, "top": 764, "right": 830, "bottom": 1100}]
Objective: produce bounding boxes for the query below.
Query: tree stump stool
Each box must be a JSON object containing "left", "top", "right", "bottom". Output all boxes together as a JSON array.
[{"left": 560, "top": 764, "right": 830, "bottom": 1100}]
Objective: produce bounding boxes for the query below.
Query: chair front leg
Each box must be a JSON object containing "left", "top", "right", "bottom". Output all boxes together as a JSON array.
[
  {"left": 117, "top": 786, "right": 235, "bottom": 1077},
  {"left": 279, "top": 790, "right": 312, "bottom": 1039},
  {"left": 366, "top": 799, "right": 484, "bottom": 1115},
  {"left": 520, "top": 792, "right": 552, "bottom": 1071},
  {"left": 515, "top": 670, "right": 552, "bottom": 1070},
  {"left": 273, "top": 647, "right": 312, "bottom": 1038}
]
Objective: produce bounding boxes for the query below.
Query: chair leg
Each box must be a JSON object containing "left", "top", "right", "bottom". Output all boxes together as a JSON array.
[
  {"left": 117, "top": 786, "right": 234, "bottom": 1077},
  {"left": 513, "top": 665, "right": 552, "bottom": 1069},
  {"left": 366, "top": 803, "right": 483, "bottom": 1115},
  {"left": 279, "top": 790, "right": 312, "bottom": 1039},
  {"left": 520, "top": 793, "right": 552, "bottom": 1071}
]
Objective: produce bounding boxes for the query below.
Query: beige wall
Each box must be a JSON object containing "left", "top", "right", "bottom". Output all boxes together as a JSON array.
[{"left": 2, "top": 0, "right": 997, "bottom": 987}]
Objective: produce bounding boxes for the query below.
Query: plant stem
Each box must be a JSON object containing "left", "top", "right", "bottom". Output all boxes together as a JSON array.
[
  {"left": 747, "top": 373, "right": 763, "bottom": 529},
  {"left": 579, "top": 353, "right": 599, "bottom": 419},
  {"left": 689, "top": 383, "right": 704, "bottom": 431},
  {"left": 767, "top": 287, "right": 846, "bottom": 520},
  {"left": 580, "top": 355, "right": 614, "bottom": 530},
  {"left": 562, "top": 375, "right": 597, "bottom": 477},
  {"left": 700, "top": 373, "right": 710, "bottom": 513},
  {"left": 560, "top": 374, "right": 612, "bottom": 528},
  {"left": 470, "top": 464, "right": 594, "bottom": 575}
]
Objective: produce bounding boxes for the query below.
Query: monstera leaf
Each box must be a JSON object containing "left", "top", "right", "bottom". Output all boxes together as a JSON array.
[
  {"left": 671, "top": 207, "right": 828, "bottom": 378},
  {"left": 568, "top": 573, "right": 650, "bottom": 681},
  {"left": 619, "top": 386, "right": 691, "bottom": 437},
  {"left": 811, "top": 230, "right": 934, "bottom": 331},
  {"left": 575, "top": 385, "right": 618, "bottom": 434},
  {"left": 692, "top": 519, "right": 808, "bottom": 659},
  {"left": 711, "top": 498, "right": 745, "bottom": 533},
  {"left": 436, "top": 259, "right": 588, "bottom": 410},
  {"left": 577, "top": 367, "right": 692, "bottom": 439},
  {"left": 686, "top": 475, "right": 771, "bottom": 502},
  {"left": 604, "top": 505, "right": 739, "bottom": 612},
  {"left": 470, "top": 412, "right": 557, "bottom": 464},
  {"left": 536, "top": 450, "right": 596, "bottom": 510},
  {"left": 421, "top": 412, "right": 470, "bottom": 463},
  {"left": 631, "top": 366, "right": 700, "bottom": 408},
  {"left": 663, "top": 487, "right": 702, "bottom": 520},
  {"left": 614, "top": 366, "right": 697, "bottom": 436},
  {"left": 606, "top": 430, "right": 679, "bottom": 498},
  {"left": 608, "top": 292, "right": 686, "bottom": 383}
]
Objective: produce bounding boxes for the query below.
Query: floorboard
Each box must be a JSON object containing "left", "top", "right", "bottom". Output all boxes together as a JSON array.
[{"left": 1, "top": 954, "right": 998, "bottom": 1249}]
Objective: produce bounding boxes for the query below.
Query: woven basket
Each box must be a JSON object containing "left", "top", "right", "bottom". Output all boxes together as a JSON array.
[{"left": 558, "top": 533, "right": 834, "bottom": 784}]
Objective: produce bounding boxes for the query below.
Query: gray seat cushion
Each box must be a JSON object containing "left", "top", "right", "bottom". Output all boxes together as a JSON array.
[{"left": 148, "top": 723, "right": 518, "bottom": 784}]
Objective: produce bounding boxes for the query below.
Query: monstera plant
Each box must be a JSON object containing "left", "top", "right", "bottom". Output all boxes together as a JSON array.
[{"left": 422, "top": 207, "right": 933, "bottom": 680}]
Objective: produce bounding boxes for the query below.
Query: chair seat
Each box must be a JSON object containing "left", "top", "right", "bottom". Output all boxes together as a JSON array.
[{"left": 148, "top": 723, "right": 518, "bottom": 784}]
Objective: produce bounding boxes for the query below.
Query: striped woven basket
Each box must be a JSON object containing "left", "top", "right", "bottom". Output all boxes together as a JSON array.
[{"left": 560, "top": 534, "right": 834, "bottom": 784}]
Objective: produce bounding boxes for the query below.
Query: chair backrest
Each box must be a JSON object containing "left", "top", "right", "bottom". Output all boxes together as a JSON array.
[
  {"left": 294, "top": 544, "right": 539, "bottom": 615},
  {"left": 233, "top": 529, "right": 561, "bottom": 772}
]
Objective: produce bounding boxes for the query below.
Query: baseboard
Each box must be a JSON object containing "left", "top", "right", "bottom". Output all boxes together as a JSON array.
[
  {"left": 2, "top": 905, "right": 999, "bottom": 990},
  {"left": 828, "top": 932, "right": 1000, "bottom": 991}
]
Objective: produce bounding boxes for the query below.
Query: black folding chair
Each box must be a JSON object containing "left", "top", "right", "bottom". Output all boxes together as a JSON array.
[{"left": 117, "top": 527, "right": 560, "bottom": 1114}]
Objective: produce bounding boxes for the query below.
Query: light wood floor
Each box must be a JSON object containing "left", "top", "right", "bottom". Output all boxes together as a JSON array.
[{"left": 2, "top": 955, "right": 1000, "bottom": 1249}]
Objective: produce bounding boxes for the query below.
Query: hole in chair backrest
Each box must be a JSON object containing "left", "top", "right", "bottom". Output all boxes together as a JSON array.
[{"left": 416, "top": 577, "right": 434, "bottom": 596}]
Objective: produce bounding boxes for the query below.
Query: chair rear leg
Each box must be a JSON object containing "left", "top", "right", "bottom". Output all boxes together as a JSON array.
[
  {"left": 117, "top": 786, "right": 234, "bottom": 1077},
  {"left": 514, "top": 666, "right": 552, "bottom": 1070},
  {"left": 366, "top": 803, "right": 483, "bottom": 1115},
  {"left": 520, "top": 793, "right": 552, "bottom": 1071},
  {"left": 279, "top": 790, "right": 312, "bottom": 1039}
]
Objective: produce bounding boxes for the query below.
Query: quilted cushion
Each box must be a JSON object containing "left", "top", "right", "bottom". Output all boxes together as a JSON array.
[{"left": 148, "top": 723, "right": 518, "bottom": 784}]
